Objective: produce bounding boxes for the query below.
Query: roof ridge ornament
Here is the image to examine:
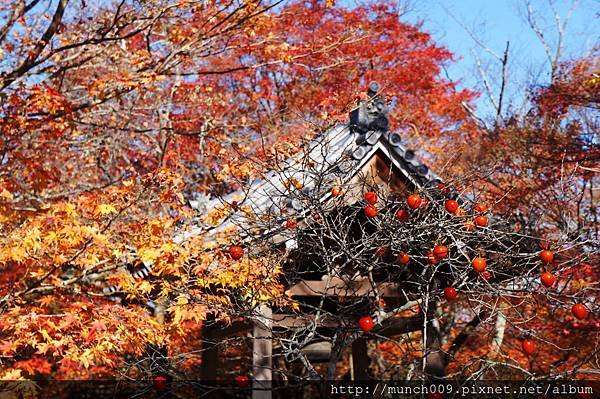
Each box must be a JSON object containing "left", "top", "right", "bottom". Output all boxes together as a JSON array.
[{"left": 349, "top": 81, "right": 390, "bottom": 134}]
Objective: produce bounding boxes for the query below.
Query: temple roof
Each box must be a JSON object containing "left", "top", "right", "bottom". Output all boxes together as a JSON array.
[{"left": 176, "top": 82, "right": 444, "bottom": 246}]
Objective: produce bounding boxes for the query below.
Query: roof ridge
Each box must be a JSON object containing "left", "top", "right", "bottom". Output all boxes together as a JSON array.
[{"left": 178, "top": 82, "right": 445, "bottom": 245}]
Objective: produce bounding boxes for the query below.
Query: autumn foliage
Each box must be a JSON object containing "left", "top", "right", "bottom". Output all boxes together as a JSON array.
[{"left": 0, "top": 0, "right": 597, "bottom": 389}]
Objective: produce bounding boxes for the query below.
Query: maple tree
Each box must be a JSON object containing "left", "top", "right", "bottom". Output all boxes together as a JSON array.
[{"left": 0, "top": 0, "right": 597, "bottom": 394}]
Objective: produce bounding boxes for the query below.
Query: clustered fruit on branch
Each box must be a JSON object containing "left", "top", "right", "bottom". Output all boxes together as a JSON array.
[{"left": 219, "top": 171, "right": 595, "bottom": 380}]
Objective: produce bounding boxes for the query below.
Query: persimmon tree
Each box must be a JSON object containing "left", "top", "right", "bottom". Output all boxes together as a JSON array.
[
  {"left": 413, "top": 0, "right": 599, "bottom": 385},
  {"left": 185, "top": 140, "right": 597, "bottom": 388},
  {"left": 452, "top": 52, "right": 599, "bottom": 383}
]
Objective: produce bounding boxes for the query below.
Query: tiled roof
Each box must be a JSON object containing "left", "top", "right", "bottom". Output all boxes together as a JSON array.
[
  {"left": 103, "top": 84, "right": 447, "bottom": 295},
  {"left": 176, "top": 82, "right": 443, "bottom": 246}
]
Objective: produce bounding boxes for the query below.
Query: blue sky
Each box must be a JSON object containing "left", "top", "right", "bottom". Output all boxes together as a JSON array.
[{"left": 347, "top": 0, "right": 599, "bottom": 120}]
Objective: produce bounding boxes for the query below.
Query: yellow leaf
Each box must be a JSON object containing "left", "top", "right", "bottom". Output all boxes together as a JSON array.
[
  {"left": 137, "top": 280, "right": 154, "bottom": 294},
  {"left": 171, "top": 307, "right": 187, "bottom": 324},
  {"left": 175, "top": 295, "right": 189, "bottom": 305},
  {"left": 39, "top": 329, "right": 52, "bottom": 343},
  {"left": 64, "top": 203, "right": 76, "bottom": 216},
  {"left": 111, "top": 246, "right": 125, "bottom": 258},
  {"left": 23, "top": 227, "right": 42, "bottom": 253},
  {"left": 8, "top": 246, "right": 27, "bottom": 262},
  {"left": 95, "top": 204, "right": 117, "bottom": 216},
  {"left": 79, "top": 253, "right": 100, "bottom": 267},
  {"left": 44, "top": 231, "right": 58, "bottom": 243},
  {"left": 0, "top": 369, "right": 23, "bottom": 380},
  {"left": 79, "top": 349, "right": 93, "bottom": 368},
  {"left": 52, "top": 254, "right": 67, "bottom": 264},
  {"left": 0, "top": 188, "right": 13, "bottom": 201},
  {"left": 35, "top": 342, "right": 51, "bottom": 355},
  {"left": 138, "top": 247, "right": 160, "bottom": 264}
]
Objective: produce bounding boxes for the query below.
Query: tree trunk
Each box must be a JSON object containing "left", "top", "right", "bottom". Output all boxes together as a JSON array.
[{"left": 423, "top": 317, "right": 446, "bottom": 379}]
